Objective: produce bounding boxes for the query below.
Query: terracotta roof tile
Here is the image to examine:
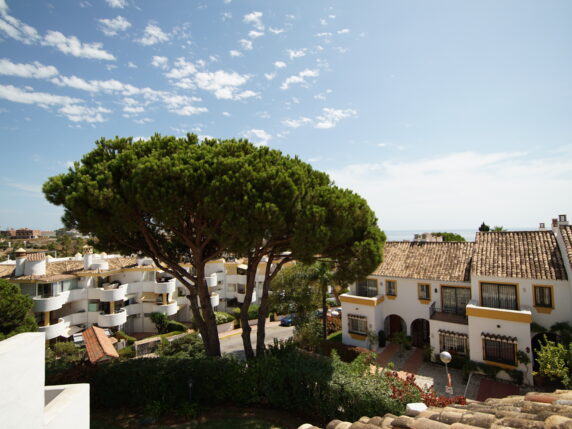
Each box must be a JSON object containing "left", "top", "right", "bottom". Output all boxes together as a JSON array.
[
  {"left": 374, "top": 242, "right": 474, "bottom": 282},
  {"left": 472, "top": 232, "right": 567, "bottom": 281},
  {"left": 559, "top": 226, "right": 572, "bottom": 269},
  {"left": 307, "top": 390, "right": 572, "bottom": 429},
  {"left": 83, "top": 326, "right": 119, "bottom": 364}
]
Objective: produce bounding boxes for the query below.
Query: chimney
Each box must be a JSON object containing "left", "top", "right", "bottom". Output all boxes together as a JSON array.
[
  {"left": 24, "top": 252, "right": 46, "bottom": 276},
  {"left": 539, "top": 222, "right": 546, "bottom": 231},
  {"left": 15, "top": 248, "right": 27, "bottom": 276},
  {"left": 552, "top": 218, "right": 559, "bottom": 229},
  {"left": 558, "top": 214, "right": 569, "bottom": 226},
  {"left": 83, "top": 245, "right": 94, "bottom": 270}
]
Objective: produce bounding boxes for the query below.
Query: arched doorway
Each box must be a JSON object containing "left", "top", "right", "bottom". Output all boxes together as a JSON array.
[
  {"left": 531, "top": 332, "right": 558, "bottom": 371},
  {"left": 384, "top": 314, "right": 406, "bottom": 338},
  {"left": 411, "top": 319, "right": 430, "bottom": 348}
]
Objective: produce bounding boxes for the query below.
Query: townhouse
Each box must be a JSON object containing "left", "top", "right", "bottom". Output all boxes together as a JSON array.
[
  {"left": 341, "top": 215, "right": 572, "bottom": 385},
  {"left": 0, "top": 246, "right": 271, "bottom": 341}
]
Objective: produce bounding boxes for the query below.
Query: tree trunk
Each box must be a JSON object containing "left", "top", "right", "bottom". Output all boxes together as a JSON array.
[
  {"left": 240, "top": 258, "right": 258, "bottom": 360},
  {"left": 195, "top": 264, "right": 221, "bottom": 357},
  {"left": 256, "top": 275, "right": 272, "bottom": 356}
]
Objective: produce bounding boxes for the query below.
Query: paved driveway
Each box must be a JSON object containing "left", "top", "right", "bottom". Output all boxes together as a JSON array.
[{"left": 220, "top": 324, "right": 295, "bottom": 359}]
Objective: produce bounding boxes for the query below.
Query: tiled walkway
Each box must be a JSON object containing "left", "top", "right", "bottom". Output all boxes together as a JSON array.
[
  {"left": 376, "top": 343, "right": 399, "bottom": 366},
  {"left": 402, "top": 347, "right": 425, "bottom": 374},
  {"left": 477, "top": 378, "right": 520, "bottom": 401}
]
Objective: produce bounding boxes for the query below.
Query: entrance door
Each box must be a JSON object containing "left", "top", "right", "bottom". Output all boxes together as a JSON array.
[
  {"left": 389, "top": 315, "right": 403, "bottom": 336},
  {"left": 411, "top": 319, "right": 429, "bottom": 348}
]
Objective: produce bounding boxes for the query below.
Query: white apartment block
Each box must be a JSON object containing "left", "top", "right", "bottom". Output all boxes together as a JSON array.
[
  {"left": 341, "top": 215, "right": 572, "bottom": 385},
  {"left": 0, "top": 246, "right": 270, "bottom": 341}
]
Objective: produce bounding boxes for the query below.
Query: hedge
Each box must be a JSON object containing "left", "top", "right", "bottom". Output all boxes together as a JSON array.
[
  {"left": 46, "top": 343, "right": 431, "bottom": 423},
  {"left": 214, "top": 311, "right": 235, "bottom": 325}
]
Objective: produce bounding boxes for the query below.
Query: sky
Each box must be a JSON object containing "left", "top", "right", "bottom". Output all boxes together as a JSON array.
[{"left": 0, "top": 0, "right": 571, "bottom": 232}]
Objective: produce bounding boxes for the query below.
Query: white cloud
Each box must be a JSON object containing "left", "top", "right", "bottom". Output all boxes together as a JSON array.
[
  {"left": 243, "top": 11, "right": 264, "bottom": 30},
  {"left": 316, "top": 32, "right": 332, "bottom": 38},
  {"left": 286, "top": 48, "right": 307, "bottom": 59},
  {"left": 282, "top": 117, "right": 312, "bottom": 128},
  {"left": 264, "top": 72, "right": 276, "bottom": 80},
  {"left": 0, "top": 0, "right": 8, "bottom": 14},
  {"left": 333, "top": 46, "right": 348, "bottom": 54},
  {"left": 328, "top": 152, "right": 572, "bottom": 230},
  {"left": 0, "top": 12, "right": 40, "bottom": 44},
  {"left": 151, "top": 55, "right": 168, "bottom": 69},
  {"left": 137, "top": 24, "right": 169, "bottom": 46},
  {"left": 4, "top": 180, "right": 41, "bottom": 194},
  {"left": 162, "top": 94, "right": 207, "bottom": 116},
  {"left": 105, "top": 0, "right": 127, "bottom": 8},
  {"left": 123, "top": 105, "right": 144, "bottom": 113},
  {"left": 0, "top": 58, "right": 59, "bottom": 79},
  {"left": 337, "top": 28, "right": 350, "bottom": 34},
  {"left": 165, "top": 58, "right": 195, "bottom": 78},
  {"left": 127, "top": 61, "right": 137, "bottom": 68},
  {"left": 222, "top": 111, "right": 231, "bottom": 117},
  {"left": 314, "top": 88, "right": 332, "bottom": 100},
  {"left": 239, "top": 39, "right": 253, "bottom": 50},
  {"left": 133, "top": 117, "right": 152, "bottom": 124},
  {"left": 98, "top": 16, "right": 131, "bottom": 36},
  {"left": 320, "top": 18, "right": 327, "bottom": 26},
  {"left": 194, "top": 70, "right": 256, "bottom": 100},
  {"left": 268, "top": 27, "right": 284, "bottom": 34},
  {"left": 42, "top": 31, "right": 115, "bottom": 60},
  {"left": 221, "top": 12, "right": 232, "bottom": 21},
  {"left": 248, "top": 30, "right": 264, "bottom": 39},
  {"left": 243, "top": 129, "right": 271, "bottom": 146},
  {"left": 274, "top": 61, "right": 286, "bottom": 68},
  {"left": 59, "top": 104, "right": 111, "bottom": 123},
  {"left": 229, "top": 50, "right": 242, "bottom": 57},
  {"left": 315, "top": 107, "right": 356, "bottom": 128},
  {"left": 280, "top": 69, "right": 319, "bottom": 90},
  {"left": 0, "top": 84, "right": 80, "bottom": 106}
]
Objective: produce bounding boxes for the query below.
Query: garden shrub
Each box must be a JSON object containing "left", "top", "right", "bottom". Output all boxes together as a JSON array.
[
  {"left": 118, "top": 345, "right": 135, "bottom": 359},
  {"left": 326, "top": 316, "right": 341, "bottom": 334},
  {"left": 157, "top": 333, "right": 205, "bottom": 359},
  {"left": 478, "top": 362, "right": 502, "bottom": 380},
  {"left": 116, "top": 330, "right": 136, "bottom": 345},
  {"left": 214, "top": 311, "right": 235, "bottom": 325},
  {"left": 509, "top": 369, "right": 524, "bottom": 385},
  {"left": 166, "top": 320, "right": 188, "bottom": 333}
]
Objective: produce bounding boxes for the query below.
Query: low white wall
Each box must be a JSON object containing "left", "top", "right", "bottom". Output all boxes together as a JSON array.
[
  {"left": 0, "top": 333, "right": 45, "bottom": 429},
  {"left": 44, "top": 384, "right": 90, "bottom": 429}
]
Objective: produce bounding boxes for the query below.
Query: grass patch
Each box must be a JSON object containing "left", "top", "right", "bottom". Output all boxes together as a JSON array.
[{"left": 326, "top": 330, "right": 342, "bottom": 342}]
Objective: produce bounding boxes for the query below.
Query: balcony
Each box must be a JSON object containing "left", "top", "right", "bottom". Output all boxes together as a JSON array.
[
  {"left": 206, "top": 273, "right": 218, "bottom": 288},
  {"left": 97, "top": 308, "right": 127, "bottom": 327},
  {"left": 237, "top": 289, "right": 256, "bottom": 304},
  {"left": 210, "top": 292, "right": 220, "bottom": 307},
  {"left": 154, "top": 301, "right": 178, "bottom": 316},
  {"left": 39, "top": 312, "right": 88, "bottom": 340},
  {"left": 466, "top": 300, "right": 532, "bottom": 324},
  {"left": 125, "top": 279, "right": 176, "bottom": 295},
  {"left": 33, "top": 293, "right": 67, "bottom": 313},
  {"left": 429, "top": 302, "right": 468, "bottom": 325},
  {"left": 97, "top": 284, "right": 127, "bottom": 302},
  {"left": 227, "top": 274, "right": 247, "bottom": 285},
  {"left": 339, "top": 293, "right": 384, "bottom": 307}
]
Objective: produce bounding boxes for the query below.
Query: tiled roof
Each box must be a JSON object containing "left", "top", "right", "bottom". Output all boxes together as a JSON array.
[
  {"left": 472, "top": 232, "right": 567, "bottom": 281},
  {"left": 301, "top": 390, "right": 572, "bottom": 429},
  {"left": 374, "top": 242, "right": 474, "bottom": 282},
  {"left": 82, "top": 326, "right": 119, "bottom": 364},
  {"left": 0, "top": 256, "right": 138, "bottom": 281},
  {"left": 560, "top": 226, "right": 572, "bottom": 269}
]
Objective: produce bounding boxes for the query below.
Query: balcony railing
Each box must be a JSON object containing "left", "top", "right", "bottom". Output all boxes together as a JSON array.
[
  {"left": 429, "top": 301, "right": 468, "bottom": 325},
  {"left": 98, "top": 308, "right": 127, "bottom": 327}
]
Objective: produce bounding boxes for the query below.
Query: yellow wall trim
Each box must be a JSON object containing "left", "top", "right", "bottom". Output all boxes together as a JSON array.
[
  {"left": 387, "top": 295, "right": 397, "bottom": 300},
  {"left": 467, "top": 306, "right": 532, "bottom": 323},
  {"left": 418, "top": 299, "right": 431, "bottom": 305},
  {"left": 349, "top": 333, "right": 367, "bottom": 341},
  {"left": 483, "top": 360, "right": 517, "bottom": 370},
  {"left": 340, "top": 295, "right": 383, "bottom": 307},
  {"left": 534, "top": 306, "right": 553, "bottom": 314}
]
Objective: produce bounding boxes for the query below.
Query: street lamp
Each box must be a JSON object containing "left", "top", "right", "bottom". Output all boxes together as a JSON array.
[{"left": 439, "top": 351, "right": 452, "bottom": 395}]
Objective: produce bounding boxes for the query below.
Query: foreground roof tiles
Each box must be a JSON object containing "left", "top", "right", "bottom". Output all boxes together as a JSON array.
[
  {"left": 472, "top": 231, "right": 567, "bottom": 281},
  {"left": 560, "top": 226, "right": 572, "bottom": 269},
  {"left": 374, "top": 242, "right": 474, "bottom": 282},
  {"left": 301, "top": 390, "right": 572, "bottom": 429},
  {"left": 82, "top": 326, "right": 119, "bottom": 364}
]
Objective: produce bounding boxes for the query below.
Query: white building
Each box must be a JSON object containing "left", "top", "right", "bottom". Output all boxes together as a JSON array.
[
  {"left": 0, "top": 332, "right": 89, "bottom": 429},
  {"left": 341, "top": 215, "right": 572, "bottom": 385},
  {"left": 0, "top": 247, "right": 274, "bottom": 341}
]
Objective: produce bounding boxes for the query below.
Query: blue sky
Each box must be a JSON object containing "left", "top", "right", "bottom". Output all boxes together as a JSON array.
[{"left": 0, "top": 0, "right": 571, "bottom": 232}]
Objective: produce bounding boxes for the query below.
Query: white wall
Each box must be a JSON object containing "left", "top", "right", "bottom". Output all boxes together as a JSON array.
[
  {"left": 44, "top": 385, "right": 90, "bottom": 429},
  {"left": 0, "top": 333, "right": 45, "bottom": 429}
]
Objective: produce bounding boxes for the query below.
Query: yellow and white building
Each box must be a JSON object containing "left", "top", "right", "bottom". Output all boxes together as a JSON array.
[{"left": 341, "top": 215, "right": 572, "bottom": 384}]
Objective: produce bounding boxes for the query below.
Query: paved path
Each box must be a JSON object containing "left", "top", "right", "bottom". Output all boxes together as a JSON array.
[
  {"left": 477, "top": 378, "right": 520, "bottom": 401},
  {"left": 377, "top": 343, "right": 399, "bottom": 366},
  {"left": 220, "top": 322, "right": 294, "bottom": 359},
  {"left": 402, "top": 347, "right": 425, "bottom": 374}
]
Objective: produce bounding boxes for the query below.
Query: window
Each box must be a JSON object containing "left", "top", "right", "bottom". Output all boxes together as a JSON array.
[
  {"left": 418, "top": 284, "right": 430, "bottom": 300},
  {"left": 534, "top": 286, "right": 552, "bottom": 308},
  {"left": 482, "top": 334, "right": 517, "bottom": 366},
  {"left": 481, "top": 283, "right": 518, "bottom": 310},
  {"left": 442, "top": 287, "right": 471, "bottom": 314},
  {"left": 348, "top": 314, "right": 367, "bottom": 335},
  {"left": 439, "top": 330, "right": 468, "bottom": 356},
  {"left": 386, "top": 280, "right": 397, "bottom": 297},
  {"left": 357, "top": 279, "right": 377, "bottom": 297}
]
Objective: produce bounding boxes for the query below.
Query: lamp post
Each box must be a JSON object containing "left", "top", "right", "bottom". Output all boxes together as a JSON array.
[{"left": 440, "top": 351, "right": 452, "bottom": 395}]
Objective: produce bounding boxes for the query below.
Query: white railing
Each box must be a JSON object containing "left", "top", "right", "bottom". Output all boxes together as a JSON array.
[
  {"left": 210, "top": 292, "right": 220, "bottom": 307},
  {"left": 32, "top": 288, "right": 86, "bottom": 313},
  {"left": 125, "top": 279, "right": 176, "bottom": 294},
  {"left": 97, "top": 284, "right": 127, "bottom": 302},
  {"left": 206, "top": 273, "right": 218, "bottom": 288},
  {"left": 97, "top": 308, "right": 127, "bottom": 327},
  {"left": 237, "top": 289, "right": 256, "bottom": 303},
  {"left": 38, "top": 311, "right": 88, "bottom": 340},
  {"left": 154, "top": 301, "right": 178, "bottom": 316}
]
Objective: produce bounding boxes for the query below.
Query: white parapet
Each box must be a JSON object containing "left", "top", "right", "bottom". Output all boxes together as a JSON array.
[{"left": 98, "top": 308, "right": 127, "bottom": 327}]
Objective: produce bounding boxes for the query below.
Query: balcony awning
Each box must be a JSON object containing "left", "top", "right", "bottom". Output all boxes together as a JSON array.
[
  {"left": 237, "top": 264, "right": 248, "bottom": 270},
  {"left": 61, "top": 325, "right": 83, "bottom": 338}
]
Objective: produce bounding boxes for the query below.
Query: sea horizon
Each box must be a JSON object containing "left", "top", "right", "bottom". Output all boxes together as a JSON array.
[{"left": 384, "top": 227, "right": 539, "bottom": 242}]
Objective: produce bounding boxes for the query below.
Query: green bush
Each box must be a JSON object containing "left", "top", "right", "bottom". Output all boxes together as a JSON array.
[
  {"left": 478, "top": 362, "right": 502, "bottom": 380},
  {"left": 214, "top": 311, "right": 234, "bottom": 325},
  {"left": 118, "top": 345, "right": 135, "bottom": 359},
  {"left": 247, "top": 304, "right": 260, "bottom": 320},
  {"left": 166, "top": 320, "right": 188, "bottom": 333},
  {"left": 150, "top": 312, "right": 169, "bottom": 334},
  {"left": 509, "top": 369, "right": 524, "bottom": 385},
  {"left": 157, "top": 333, "right": 205, "bottom": 359},
  {"left": 116, "top": 331, "right": 136, "bottom": 345}
]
